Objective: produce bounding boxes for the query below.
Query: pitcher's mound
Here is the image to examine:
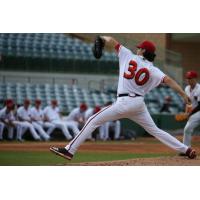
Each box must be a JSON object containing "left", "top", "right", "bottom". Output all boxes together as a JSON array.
[{"left": 70, "top": 156, "right": 200, "bottom": 166}]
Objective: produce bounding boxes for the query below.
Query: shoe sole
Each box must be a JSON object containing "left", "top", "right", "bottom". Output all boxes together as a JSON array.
[
  {"left": 50, "top": 147, "right": 72, "bottom": 160},
  {"left": 189, "top": 150, "right": 197, "bottom": 159}
]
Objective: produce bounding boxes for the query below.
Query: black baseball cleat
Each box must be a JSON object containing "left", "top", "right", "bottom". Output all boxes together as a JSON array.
[
  {"left": 179, "top": 153, "right": 187, "bottom": 157},
  {"left": 185, "top": 148, "right": 197, "bottom": 159},
  {"left": 50, "top": 147, "right": 73, "bottom": 160}
]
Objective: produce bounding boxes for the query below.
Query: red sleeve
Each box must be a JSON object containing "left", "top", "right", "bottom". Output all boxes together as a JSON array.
[{"left": 115, "top": 43, "right": 121, "bottom": 54}]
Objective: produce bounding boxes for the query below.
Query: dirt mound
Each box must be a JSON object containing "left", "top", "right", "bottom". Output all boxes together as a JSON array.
[{"left": 71, "top": 156, "right": 200, "bottom": 166}]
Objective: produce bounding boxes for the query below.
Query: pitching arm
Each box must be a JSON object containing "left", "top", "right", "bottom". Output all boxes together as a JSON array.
[
  {"left": 100, "top": 36, "right": 119, "bottom": 49},
  {"left": 163, "top": 76, "right": 191, "bottom": 105}
]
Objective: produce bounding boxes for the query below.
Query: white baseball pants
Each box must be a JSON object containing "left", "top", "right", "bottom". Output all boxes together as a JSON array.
[
  {"left": 32, "top": 122, "right": 50, "bottom": 141},
  {"left": 0, "top": 122, "right": 14, "bottom": 140},
  {"left": 66, "top": 96, "right": 188, "bottom": 155},
  {"left": 0, "top": 122, "right": 5, "bottom": 139},
  {"left": 43, "top": 122, "right": 56, "bottom": 136},
  {"left": 51, "top": 120, "right": 72, "bottom": 140},
  {"left": 183, "top": 111, "right": 200, "bottom": 147},
  {"left": 64, "top": 121, "right": 80, "bottom": 137},
  {"left": 99, "top": 121, "right": 121, "bottom": 140},
  {"left": 17, "top": 121, "right": 41, "bottom": 140}
]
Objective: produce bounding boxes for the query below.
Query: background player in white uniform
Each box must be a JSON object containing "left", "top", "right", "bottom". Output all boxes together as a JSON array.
[
  {"left": 17, "top": 99, "right": 41, "bottom": 141},
  {"left": 50, "top": 36, "right": 196, "bottom": 160},
  {"left": 0, "top": 99, "right": 20, "bottom": 140},
  {"left": 30, "top": 99, "right": 51, "bottom": 141},
  {"left": 183, "top": 71, "right": 200, "bottom": 147},
  {"left": 100, "top": 121, "right": 121, "bottom": 141},
  {"left": 67, "top": 103, "right": 88, "bottom": 129},
  {"left": 43, "top": 100, "right": 72, "bottom": 140}
]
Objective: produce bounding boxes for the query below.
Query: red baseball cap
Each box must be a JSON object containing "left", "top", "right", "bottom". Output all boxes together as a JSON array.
[
  {"left": 35, "top": 99, "right": 42, "bottom": 105},
  {"left": 51, "top": 99, "right": 58, "bottom": 105},
  {"left": 5, "top": 99, "right": 14, "bottom": 108},
  {"left": 137, "top": 40, "right": 156, "bottom": 53},
  {"left": 80, "top": 103, "right": 88, "bottom": 111},
  {"left": 185, "top": 71, "right": 198, "bottom": 79},
  {"left": 24, "top": 99, "right": 30, "bottom": 105},
  {"left": 93, "top": 106, "right": 101, "bottom": 114}
]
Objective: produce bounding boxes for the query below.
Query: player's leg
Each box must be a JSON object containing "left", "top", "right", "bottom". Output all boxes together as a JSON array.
[
  {"left": 23, "top": 121, "right": 41, "bottom": 140},
  {"left": 43, "top": 122, "right": 56, "bottom": 136},
  {"left": 65, "top": 103, "right": 123, "bottom": 155},
  {"left": 32, "top": 122, "right": 50, "bottom": 141},
  {"left": 15, "top": 123, "right": 24, "bottom": 141},
  {"left": 99, "top": 123, "right": 108, "bottom": 140},
  {"left": 53, "top": 121, "right": 72, "bottom": 140},
  {"left": 7, "top": 126, "right": 14, "bottom": 140},
  {"left": 128, "top": 106, "right": 188, "bottom": 153},
  {"left": 0, "top": 122, "right": 5, "bottom": 140},
  {"left": 183, "top": 112, "right": 200, "bottom": 147},
  {"left": 65, "top": 121, "right": 80, "bottom": 137},
  {"left": 104, "top": 122, "right": 110, "bottom": 140},
  {"left": 114, "top": 120, "right": 121, "bottom": 140}
]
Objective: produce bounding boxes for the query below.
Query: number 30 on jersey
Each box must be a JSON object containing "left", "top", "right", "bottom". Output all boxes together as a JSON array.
[{"left": 123, "top": 60, "right": 150, "bottom": 86}]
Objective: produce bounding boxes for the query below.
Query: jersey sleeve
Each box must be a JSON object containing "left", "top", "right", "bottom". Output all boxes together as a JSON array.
[
  {"left": 30, "top": 108, "right": 34, "bottom": 117},
  {"left": 67, "top": 109, "right": 76, "bottom": 120},
  {"left": 17, "top": 108, "right": 22, "bottom": 118},
  {"left": 196, "top": 88, "right": 200, "bottom": 102},
  {"left": 43, "top": 107, "right": 48, "bottom": 115},
  {"left": 151, "top": 67, "right": 166, "bottom": 87},
  {"left": 115, "top": 44, "right": 133, "bottom": 64}
]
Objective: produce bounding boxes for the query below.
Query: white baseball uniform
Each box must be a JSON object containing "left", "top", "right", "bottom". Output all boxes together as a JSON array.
[
  {"left": 0, "top": 107, "right": 23, "bottom": 140},
  {"left": 17, "top": 106, "right": 41, "bottom": 140},
  {"left": 85, "top": 108, "right": 101, "bottom": 139},
  {"left": 0, "top": 107, "right": 15, "bottom": 140},
  {"left": 65, "top": 44, "right": 189, "bottom": 155},
  {"left": 30, "top": 107, "right": 51, "bottom": 141},
  {"left": 64, "top": 107, "right": 87, "bottom": 137},
  {"left": 183, "top": 83, "right": 200, "bottom": 146},
  {"left": 100, "top": 121, "right": 121, "bottom": 140},
  {"left": 67, "top": 108, "right": 86, "bottom": 125},
  {"left": 43, "top": 106, "right": 72, "bottom": 140}
]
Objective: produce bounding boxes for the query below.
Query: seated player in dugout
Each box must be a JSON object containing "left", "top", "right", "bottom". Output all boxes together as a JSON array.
[{"left": 50, "top": 35, "right": 197, "bottom": 160}]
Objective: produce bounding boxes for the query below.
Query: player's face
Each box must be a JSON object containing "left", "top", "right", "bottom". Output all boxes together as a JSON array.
[
  {"left": 36, "top": 104, "right": 40, "bottom": 109},
  {"left": 24, "top": 103, "right": 29, "bottom": 109},
  {"left": 51, "top": 103, "right": 56, "bottom": 108},
  {"left": 186, "top": 78, "right": 197, "bottom": 87},
  {"left": 136, "top": 48, "right": 145, "bottom": 56}
]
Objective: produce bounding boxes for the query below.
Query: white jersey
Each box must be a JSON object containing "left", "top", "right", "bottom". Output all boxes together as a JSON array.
[
  {"left": 30, "top": 107, "right": 44, "bottom": 122},
  {"left": 43, "top": 106, "right": 60, "bottom": 121},
  {"left": 85, "top": 108, "right": 94, "bottom": 120},
  {"left": 67, "top": 108, "right": 86, "bottom": 121},
  {"left": 0, "top": 107, "right": 15, "bottom": 121},
  {"left": 185, "top": 83, "right": 200, "bottom": 108},
  {"left": 117, "top": 45, "right": 166, "bottom": 96},
  {"left": 17, "top": 106, "right": 32, "bottom": 121}
]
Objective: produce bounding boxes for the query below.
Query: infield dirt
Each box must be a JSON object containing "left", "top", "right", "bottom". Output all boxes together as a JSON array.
[{"left": 0, "top": 137, "right": 200, "bottom": 166}]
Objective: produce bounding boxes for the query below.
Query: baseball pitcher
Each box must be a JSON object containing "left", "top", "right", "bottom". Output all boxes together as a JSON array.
[{"left": 50, "top": 36, "right": 196, "bottom": 160}]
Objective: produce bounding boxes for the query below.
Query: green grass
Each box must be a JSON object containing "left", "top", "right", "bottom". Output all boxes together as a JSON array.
[{"left": 0, "top": 151, "right": 172, "bottom": 166}]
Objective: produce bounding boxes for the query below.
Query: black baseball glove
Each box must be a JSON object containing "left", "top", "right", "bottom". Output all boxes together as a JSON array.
[{"left": 92, "top": 36, "right": 105, "bottom": 59}]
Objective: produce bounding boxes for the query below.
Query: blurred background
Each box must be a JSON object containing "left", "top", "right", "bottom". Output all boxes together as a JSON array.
[{"left": 0, "top": 33, "right": 200, "bottom": 137}]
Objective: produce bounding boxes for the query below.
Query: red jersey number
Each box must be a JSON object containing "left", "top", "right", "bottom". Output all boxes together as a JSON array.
[{"left": 123, "top": 60, "right": 150, "bottom": 86}]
